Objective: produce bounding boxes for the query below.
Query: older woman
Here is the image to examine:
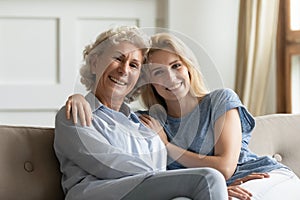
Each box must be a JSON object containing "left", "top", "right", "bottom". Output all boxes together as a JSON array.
[{"left": 54, "top": 26, "right": 228, "bottom": 200}]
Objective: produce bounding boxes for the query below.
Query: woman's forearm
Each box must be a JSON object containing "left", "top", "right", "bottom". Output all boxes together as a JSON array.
[{"left": 165, "top": 142, "right": 236, "bottom": 180}]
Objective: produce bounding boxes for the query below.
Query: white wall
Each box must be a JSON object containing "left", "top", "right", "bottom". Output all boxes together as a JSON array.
[{"left": 167, "top": 0, "right": 240, "bottom": 90}]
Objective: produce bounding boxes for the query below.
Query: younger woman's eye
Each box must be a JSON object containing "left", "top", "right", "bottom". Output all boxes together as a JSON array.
[
  {"left": 152, "top": 70, "right": 164, "bottom": 76},
  {"left": 172, "top": 63, "right": 182, "bottom": 69}
]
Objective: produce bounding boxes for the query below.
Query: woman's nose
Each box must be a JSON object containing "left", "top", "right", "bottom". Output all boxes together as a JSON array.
[
  {"left": 118, "top": 61, "right": 129, "bottom": 74},
  {"left": 165, "top": 69, "right": 176, "bottom": 81}
]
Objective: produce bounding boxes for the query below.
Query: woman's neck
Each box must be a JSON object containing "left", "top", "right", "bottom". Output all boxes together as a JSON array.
[
  {"left": 165, "top": 94, "right": 201, "bottom": 118},
  {"left": 95, "top": 92, "right": 124, "bottom": 111}
]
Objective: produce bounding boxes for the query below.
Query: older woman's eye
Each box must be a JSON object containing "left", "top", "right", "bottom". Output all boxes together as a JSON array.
[
  {"left": 130, "top": 62, "right": 140, "bottom": 69},
  {"left": 113, "top": 56, "right": 122, "bottom": 62}
]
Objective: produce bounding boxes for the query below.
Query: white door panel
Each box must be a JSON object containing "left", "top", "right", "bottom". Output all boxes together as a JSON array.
[{"left": 0, "top": 0, "right": 156, "bottom": 127}]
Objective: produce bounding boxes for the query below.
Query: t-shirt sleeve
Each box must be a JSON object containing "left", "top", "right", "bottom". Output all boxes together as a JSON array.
[{"left": 209, "top": 89, "right": 255, "bottom": 144}]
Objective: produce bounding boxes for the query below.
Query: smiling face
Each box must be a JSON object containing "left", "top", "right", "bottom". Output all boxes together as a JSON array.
[
  {"left": 148, "top": 50, "right": 191, "bottom": 101},
  {"left": 91, "top": 42, "right": 143, "bottom": 106}
]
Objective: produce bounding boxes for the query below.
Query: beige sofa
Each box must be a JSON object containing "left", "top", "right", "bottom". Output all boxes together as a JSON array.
[{"left": 0, "top": 114, "right": 299, "bottom": 200}]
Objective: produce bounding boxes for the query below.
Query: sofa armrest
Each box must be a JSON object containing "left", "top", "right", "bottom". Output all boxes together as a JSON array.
[
  {"left": 249, "top": 114, "right": 300, "bottom": 177},
  {"left": 0, "top": 125, "right": 64, "bottom": 200}
]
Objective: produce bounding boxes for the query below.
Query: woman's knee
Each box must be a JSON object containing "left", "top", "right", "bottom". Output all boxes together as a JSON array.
[
  {"left": 191, "top": 168, "right": 228, "bottom": 199},
  {"left": 198, "top": 167, "right": 225, "bottom": 181},
  {"left": 197, "top": 167, "right": 227, "bottom": 192}
]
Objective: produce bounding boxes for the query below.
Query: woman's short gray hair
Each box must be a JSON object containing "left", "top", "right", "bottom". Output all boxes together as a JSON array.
[{"left": 80, "top": 26, "right": 150, "bottom": 91}]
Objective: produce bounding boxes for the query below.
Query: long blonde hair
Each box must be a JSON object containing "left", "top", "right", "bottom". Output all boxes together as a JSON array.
[{"left": 140, "top": 32, "right": 209, "bottom": 109}]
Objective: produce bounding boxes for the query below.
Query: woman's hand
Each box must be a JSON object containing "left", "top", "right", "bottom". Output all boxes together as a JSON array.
[
  {"left": 65, "top": 94, "right": 92, "bottom": 126},
  {"left": 228, "top": 185, "right": 252, "bottom": 200},
  {"left": 228, "top": 172, "right": 270, "bottom": 199},
  {"left": 230, "top": 172, "right": 270, "bottom": 186},
  {"left": 139, "top": 114, "right": 169, "bottom": 145}
]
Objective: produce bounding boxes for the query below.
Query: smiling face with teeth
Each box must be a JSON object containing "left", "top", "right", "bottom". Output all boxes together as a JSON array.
[
  {"left": 91, "top": 42, "right": 143, "bottom": 109},
  {"left": 148, "top": 49, "right": 191, "bottom": 101}
]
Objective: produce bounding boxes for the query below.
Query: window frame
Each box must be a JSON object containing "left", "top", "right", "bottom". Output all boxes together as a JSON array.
[{"left": 277, "top": 0, "right": 300, "bottom": 113}]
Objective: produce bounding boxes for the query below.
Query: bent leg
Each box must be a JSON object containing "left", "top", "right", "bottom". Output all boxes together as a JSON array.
[{"left": 122, "top": 167, "right": 228, "bottom": 200}]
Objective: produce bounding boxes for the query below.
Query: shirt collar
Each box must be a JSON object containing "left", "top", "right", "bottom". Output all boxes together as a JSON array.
[{"left": 85, "top": 92, "right": 131, "bottom": 117}]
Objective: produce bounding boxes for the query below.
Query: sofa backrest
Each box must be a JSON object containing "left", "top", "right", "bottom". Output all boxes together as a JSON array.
[
  {"left": 249, "top": 114, "right": 300, "bottom": 178},
  {"left": 0, "top": 125, "right": 64, "bottom": 200},
  {"left": 0, "top": 114, "right": 299, "bottom": 199}
]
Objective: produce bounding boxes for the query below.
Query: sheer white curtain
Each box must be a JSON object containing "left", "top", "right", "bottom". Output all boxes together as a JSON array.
[{"left": 235, "top": 0, "right": 279, "bottom": 116}]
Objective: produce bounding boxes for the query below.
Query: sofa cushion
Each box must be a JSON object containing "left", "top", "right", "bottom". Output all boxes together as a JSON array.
[{"left": 0, "top": 125, "right": 64, "bottom": 200}]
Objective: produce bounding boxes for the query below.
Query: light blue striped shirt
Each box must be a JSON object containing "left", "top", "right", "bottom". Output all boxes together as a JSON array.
[{"left": 54, "top": 92, "right": 166, "bottom": 199}]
